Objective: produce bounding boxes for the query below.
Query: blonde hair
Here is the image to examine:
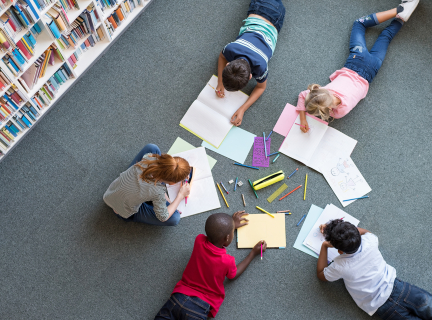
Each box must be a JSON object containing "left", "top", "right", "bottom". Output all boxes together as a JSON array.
[
  {"left": 135, "top": 154, "right": 190, "bottom": 184},
  {"left": 304, "top": 84, "right": 333, "bottom": 121}
]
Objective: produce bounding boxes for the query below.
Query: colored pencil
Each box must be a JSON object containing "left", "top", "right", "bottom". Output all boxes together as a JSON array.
[
  {"left": 343, "top": 196, "right": 369, "bottom": 202},
  {"left": 220, "top": 182, "right": 229, "bottom": 194},
  {"left": 266, "top": 131, "right": 273, "bottom": 141},
  {"left": 277, "top": 210, "right": 290, "bottom": 213},
  {"left": 242, "top": 194, "right": 246, "bottom": 206},
  {"left": 267, "top": 152, "right": 279, "bottom": 157},
  {"left": 296, "top": 214, "right": 306, "bottom": 226},
  {"left": 217, "top": 183, "right": 229, "bottom": 207},
  {"left": 248, "top": 179, "right": 258, "bottom": 199},
  {"left": 234, "top": 163, "right": 259, "bottom": 170},
  {"left": 256, "top": 206, "right": 275, "bottom": 218},
  {"left": 272, "top": 154, "right": 280, "bottom": 163},
  {"left": 261, "top": 242, "right": 263, "bottom": 260},
  {"left": 263, "top": 132, "right": 267, "bottom": 158},
  {"left": 279, "top": 185, "right": 302, "bottom": 200},
  {"left": 304, "top": 174, "right": 308, "bottom": 200},
  {"left": 287, "top": 168, "right": 299, "bottom": 179},
  {"left": 234, "top": 177, "right": 238, "bottom": 191}
]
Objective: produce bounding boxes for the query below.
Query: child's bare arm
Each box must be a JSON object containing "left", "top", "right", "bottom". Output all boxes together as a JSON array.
[
  {"left": 232, "top": 240, "right": 266, "bottom": 280},
  {"left": 317, "top": 241, "right": 332, "bottom": 281},
  {"left": 231, "top": 80, "right": 267, "bottom": 126},
  {"left": 299, "top": 111, "right": 309, "bottom": 133},
  {"left": 357, "top": 227, "right": 370, "bottom": 235},
  {"left": 216, "top": 52, "right": 228, "bottom": 98}
]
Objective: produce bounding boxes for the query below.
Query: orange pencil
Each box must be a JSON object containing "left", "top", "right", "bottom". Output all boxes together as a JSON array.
[{"left": 279, "top": 185, "right": 302, "bottom": 201}]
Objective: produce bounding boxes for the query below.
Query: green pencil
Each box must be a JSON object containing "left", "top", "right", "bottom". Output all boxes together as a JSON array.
[{"left": 248, "top": 179, "right": 258, "bottom": 199}]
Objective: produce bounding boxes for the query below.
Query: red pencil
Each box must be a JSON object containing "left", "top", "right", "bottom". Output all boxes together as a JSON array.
[
  {"left": 279, "top": 185, "right": 302, "bottom": 201},
  {"left": 295, "top": 123, "right": 307, "bottom": 128}
]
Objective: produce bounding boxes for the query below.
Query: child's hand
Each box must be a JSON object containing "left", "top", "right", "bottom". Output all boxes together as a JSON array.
[
  {"left": 319, "top": 224, "right": 327, "bottom": 234},
  {"left": 216, "top": 83, "right": 225, "bottom": 98},
  {"left": 322, "top": 241, "right": 333, "bottom": 248},
  {"left": 233, "top": 210, "right": 249, "bottom": 229},
  {"left": 178, "top": 183, "right": 191, "bottom": 199},
  {"left": 300, "top": 118, "right": 310, "bottom": 133},
  {"left": 252, "top": 240, "right": 267, "bottom": 256},
  {"left": 231, "top": 109, "right": 244, "bottom": 126}
]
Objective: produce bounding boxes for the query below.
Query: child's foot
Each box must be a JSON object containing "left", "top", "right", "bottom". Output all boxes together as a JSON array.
[{"left": 396, "top": 0, "right": 420, "bottom": 22}]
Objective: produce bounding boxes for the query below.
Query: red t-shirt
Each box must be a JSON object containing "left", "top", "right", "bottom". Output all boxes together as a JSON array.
[{"left": 172, "top": 234, "right": 237, "bottom": 317}]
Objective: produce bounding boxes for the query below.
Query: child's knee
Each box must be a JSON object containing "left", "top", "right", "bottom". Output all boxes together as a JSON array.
[
  {"left": 145, "top": 144, "right": 161, "bottom": 155},
  {"left": 165, "top": 213, "right": 180, "bottom": 226}
]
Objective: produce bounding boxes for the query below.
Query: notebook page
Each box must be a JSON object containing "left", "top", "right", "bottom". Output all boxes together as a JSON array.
[
  {"left": 180, "top": 100, "right": 233, "bottom": 148},
  {"left": 308, "top": 127, "right": 358, "bottom": 173},
  {"left": 278, "top": 114, "right": 328, "bottom": 165},
  {"left": 197, "top": 75, "right": 249, "bottom": 120}
]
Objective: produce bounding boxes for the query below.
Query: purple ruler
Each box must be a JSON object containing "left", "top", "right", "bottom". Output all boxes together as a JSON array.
[{"left": 252, "top": 137, "right": 271, "bottom": 167}]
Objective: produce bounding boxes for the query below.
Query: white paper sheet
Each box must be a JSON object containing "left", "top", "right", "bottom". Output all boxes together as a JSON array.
[
  {"left": 166, "top": 147, "right": 220, "bottom": 218},
  {"left": 321, "top": 155, "right": 371, "bottom": 207},
  {"left": 303, "top": 204, "right": 360, "bottom": 261}
]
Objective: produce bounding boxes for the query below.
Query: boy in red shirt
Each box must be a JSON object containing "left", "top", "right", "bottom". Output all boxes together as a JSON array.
[{"left": 155, "top": 211, "right": 266, "bottom": 319}]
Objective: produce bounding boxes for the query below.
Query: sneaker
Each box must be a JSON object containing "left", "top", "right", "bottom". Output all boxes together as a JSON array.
[{"left": 396, "top": 0, "right": 420, "bottom": 22}]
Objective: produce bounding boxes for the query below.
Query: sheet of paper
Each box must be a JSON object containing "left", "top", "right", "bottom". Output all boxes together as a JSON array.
[
  {"left": 168, "top": 137, "right": 217, "bottom": 169},
  {"left": 321, "top": 156, "right": 371, "bottom": 207},
  {"left": 303, "top": 204, "right": 359, "bottom": 261},
  {"left": 278, "top": 114, "right": 328, "bottom": 165},
  {"left": 198, "top": 75, "right": 249, "bottom": 119},
  {"left": 273, "top": 103, "right": 298, "bottom": 136},
  {"left": 201, "top": 126, "right": 256, "bottom": 164},
  {"left": 180, "top": 100, "right": 232, "bottom": 148},
  {"left": 293, "top": 204, "right": 324, "bottom": 258},
  {"left": 252, "top": 137, "right": 271, "bottom": 167},
  {"left": 307, "top": 127, "right": 357, "bottom": 173},
  {"left": 166, "top": 147, "right": 220, "bottom": 218},
  {"left": 237, "top": 214, "right": 286, "bottom": 248}
]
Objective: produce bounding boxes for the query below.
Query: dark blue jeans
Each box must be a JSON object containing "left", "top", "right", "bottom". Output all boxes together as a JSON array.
[
  {"left": 247, "top": 0, "right": 286, "bottom": 33},
  {"left": 117, "top": 144, "right": 181, "bottom": 226},
  {"left": 344, "top": 14, "right": 403, "bottom": 83},
  {"left": 375, "top": 278, "right": 432, "bottom": 319},
  {"left": 155, "top": 293, "right": 211, "bottom": 320}
]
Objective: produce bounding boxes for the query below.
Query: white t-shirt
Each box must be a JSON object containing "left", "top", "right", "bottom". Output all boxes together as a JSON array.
[{"left": 323, "top": 233, "right": 396, "bottom": 316}]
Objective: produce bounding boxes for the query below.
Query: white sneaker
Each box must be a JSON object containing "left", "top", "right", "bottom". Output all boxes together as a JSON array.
[{"left": 396, "top": 0, "right": 420, "bottom": 22}]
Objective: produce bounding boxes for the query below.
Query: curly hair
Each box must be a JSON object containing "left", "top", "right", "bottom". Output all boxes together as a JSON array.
[
  {"left": 222, "top": 59, "right": 251, "bottom": 91},
  {"left": 323, "top": 219, "right": 361, "bottom": 254}
]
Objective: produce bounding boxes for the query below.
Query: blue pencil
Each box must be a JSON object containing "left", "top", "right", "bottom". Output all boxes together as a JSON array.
[
  {"left": 272, "top": 154, "right": 280, "bottom": 163},
  {"left": 287, "top": 168, "right": 299, "bottom": 179},
  {"left": 343, "top": 196, "right": 369, "bottom": 202},
  {"left": 234, "top": 163, "right": 259, "bottom": 170},
  {"left": 266, "top": 130, "right": 273, "bottom": 141},
  {"left": 234, "top": 177, "right": 238, "bottom": 191},
  {"left": 268, "top": 152, "right": 279, "bottom": 157},
  {"left": 263, "top": 132, "right": 267, "bottom": 158},
  {"left": 296, "top": 214, "right": 306, "bottom": 226}
]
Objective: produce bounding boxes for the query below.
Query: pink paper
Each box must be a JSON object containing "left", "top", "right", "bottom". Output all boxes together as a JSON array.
[{"left": 252, "top": 137, "right": 271, "bottom": 167}]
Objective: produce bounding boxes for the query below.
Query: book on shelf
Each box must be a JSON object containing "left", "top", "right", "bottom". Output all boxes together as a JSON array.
[
  {"left": 58, "top": 0, "right": 79, "bottom": 12},
  {"left": 33, "top": 0, "right": 56, "bottom": 11},
  {"left": 45, "top": 3, "right": 71, "bottom": 34},
  {"left": 0, "top": 0, "right": 12, "bottom": 11}
]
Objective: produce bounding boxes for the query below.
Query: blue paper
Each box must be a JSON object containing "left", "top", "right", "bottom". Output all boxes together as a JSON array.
[
  {"left": 201, "top": 126, "right": 256, "bottom": 164},
  {"left": 293, "top": 204, "right": 324, "bottom": 258}
]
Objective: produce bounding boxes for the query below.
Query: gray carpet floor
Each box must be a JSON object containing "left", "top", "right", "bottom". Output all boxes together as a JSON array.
[{"left": 1, "top": 0, "right": 431, "bottom": 319}]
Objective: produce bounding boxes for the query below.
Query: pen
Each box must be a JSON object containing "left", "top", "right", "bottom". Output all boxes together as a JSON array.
[
  {"left": 261, "top": 242, "right": 263, "bottom": 260},
  {"left": 234, "top": 177, "right": 238, "bottom": 191},
  {"left": 343, "top": 196, "right": 369, "bottom": 202},
  {"left": 234, "top": 163, "right": 259, "bottom": 170},
  {"left": 220, "top": 182, "right": 229, "bottom": 194},
  {"left": 297, "top": 214, "right": 306, "bottom": 226},
  {"left": 217, "top": 183, "right": 229, "bottom": 207},
  {"left": 266, "top": 131, "right": 273, "bottom": 141},
  {"left": 287, "top": 168, "right": 299, "bottom": 179},
  {"left": 263, "top": 132, "right": 268, "bottom": 158},
  {"left": 248, "top": 179, "right": 258, "bottom": 199}
]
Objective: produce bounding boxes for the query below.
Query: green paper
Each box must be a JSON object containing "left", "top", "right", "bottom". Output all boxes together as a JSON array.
[
  {"left": 293, "top": 204, "right": 324, "bottom": 258},
  {"left": 168, "top": 137, "right": 216, "bottom": 169}
]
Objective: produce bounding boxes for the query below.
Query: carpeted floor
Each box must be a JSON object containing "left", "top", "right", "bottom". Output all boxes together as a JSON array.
[{"left": 1, "top": 0, "right": 431, "bottom": 319}]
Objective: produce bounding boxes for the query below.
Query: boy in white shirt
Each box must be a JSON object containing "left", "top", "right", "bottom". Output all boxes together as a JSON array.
[{"left": 317, "top": 219, "right": 432, "bottom": 319}]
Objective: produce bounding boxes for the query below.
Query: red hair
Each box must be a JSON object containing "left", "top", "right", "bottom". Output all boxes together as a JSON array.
[{"left": 135, "top": 154, "right": 190, "bottom": 184}]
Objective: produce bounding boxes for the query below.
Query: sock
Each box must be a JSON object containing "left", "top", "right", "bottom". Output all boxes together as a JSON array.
[{"left": 397, "top": 5, "right": 404, "bottom": 14}]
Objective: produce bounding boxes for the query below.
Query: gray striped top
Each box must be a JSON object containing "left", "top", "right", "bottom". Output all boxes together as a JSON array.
[{"left": 103, "top": 154, "right": 169, "bottom": 221}]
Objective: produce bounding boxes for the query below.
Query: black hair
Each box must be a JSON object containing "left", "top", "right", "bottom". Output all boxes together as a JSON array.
[
  {"left": 205, "top": 213, "right": 234, "bottom": 245},
  {"left": 222, "top": 59, "right": 251, "bottom": 91},
  {"left": 323, "top": 219, "right": 361, "bottom": 254}
]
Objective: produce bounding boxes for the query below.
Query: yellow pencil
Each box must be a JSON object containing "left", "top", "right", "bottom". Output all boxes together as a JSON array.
[
  {"left": 217, "top": 183, "right": 229, "bottom": 207},
  {"left": 256, "top": 206, "right": 274, "bottom": 218},
  {"left": 304, "top": 174, "right": 308, "bottom": 200}
]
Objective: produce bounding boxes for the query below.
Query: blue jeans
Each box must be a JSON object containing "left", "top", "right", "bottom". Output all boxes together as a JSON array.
[
  {"left": 375, "top": 278, "right": 432, "bottom": 319},
  {"left": 117, "top": 144, "right": 181, "bottom": 226},
  {"left": 247, "top": 0, "right": 286, "bottom": 33},
  {"left": 155, "top": 293, "right": 211, "bottom": 320},
  {"left": 344, "top": 14, "right": 403, "bottom": 83}
]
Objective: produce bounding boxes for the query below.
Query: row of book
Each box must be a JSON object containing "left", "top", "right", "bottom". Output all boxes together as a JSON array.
[
  {"left": 1, "top": 23, "right": 42, "bottom": 76},
  {"left": 0, "top": 0, "right": 40, "bottom": 39},
  {"left": 57, "top": 4, "right": 99, "bottom": 49},
  {"left": 95, "top": 0, "right": 118, "bottom": 13},
  {"left": 58, "top": 0, "right": 79, "bottom": 12},
  {"left": 20, "top": 43, "right": 63, "bottom": 90},
  {"left": 0, "top": 0, "right": 13, "bottom": 11},
  {"left": 104, "top": 0, "right": 140, "bottom": 38},
  {"left": 67, "top": 25, "right": 104, "bottom": 66},
  {"left": 31, "top": 62, "right": 73, "bottom": 107},
  {"left": 0, "top": 67, "right": 11, "bottom": 90},
  {"left": 0, "top": 85, "right": 26, "bottom": 123},
  {"left": 45, "top": 3, "right": 71, "bottom": 38}
]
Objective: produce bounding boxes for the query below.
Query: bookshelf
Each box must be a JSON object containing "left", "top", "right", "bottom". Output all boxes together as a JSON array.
[{"left": 0, "top": 0, "right": 153, "bottom": 161}]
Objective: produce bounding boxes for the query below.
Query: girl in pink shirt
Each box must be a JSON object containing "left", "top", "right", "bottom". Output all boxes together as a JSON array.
[{"left": 298, "top": 0, "right": 419, "bottom": 132}]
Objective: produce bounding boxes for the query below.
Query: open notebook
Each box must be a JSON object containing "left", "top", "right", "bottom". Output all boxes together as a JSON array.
[
  {"left": 237, "top": 214, "right": 286, "bottom": 248},
  {"left": 274, "top": 103, "right": 357, "bottom": 173},
  {"left": 166, "top": 147, "right": 220, "bottom": 218},
  {"left": 302, "top": 204, "right": 359, "bottom": 262},
  {"left": 180, "top": 75, "right": 249, "bottom": 148}
]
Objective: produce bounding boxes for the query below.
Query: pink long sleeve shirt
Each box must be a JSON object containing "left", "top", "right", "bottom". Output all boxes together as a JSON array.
[{"left": 296, "top": 68, "right": 369, "bottom": 119}]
